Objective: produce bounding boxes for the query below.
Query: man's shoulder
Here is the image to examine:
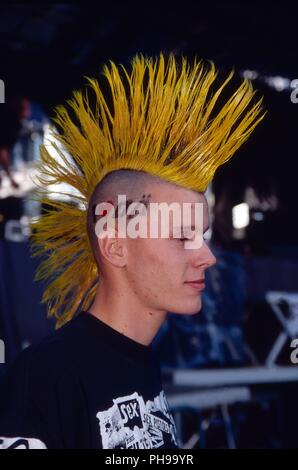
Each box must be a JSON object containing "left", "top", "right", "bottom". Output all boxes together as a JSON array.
[
  {"left": 32, "top": 315, "right": 81, "bottom": 352},
  {"left": 5, "top": 316, "right": 84, "bottom": 384},
  {"left": 0, "top": 317, "right": 91, "bottom": 449}
]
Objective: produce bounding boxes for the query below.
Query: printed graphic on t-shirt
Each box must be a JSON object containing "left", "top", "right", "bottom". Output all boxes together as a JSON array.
[
  {"left": 96, "top": 390, "right": 178, "bottom": 449},
  {"left": 0, "top": 437, "right": 47, "bottom": 449}
]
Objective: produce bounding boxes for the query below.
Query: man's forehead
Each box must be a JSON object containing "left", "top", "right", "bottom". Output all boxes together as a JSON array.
[{"left": 148, "top": 184, "right": 207, "bottom": 205}]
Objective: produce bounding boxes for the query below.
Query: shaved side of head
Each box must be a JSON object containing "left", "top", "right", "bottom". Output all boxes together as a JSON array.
[{"left": 86, "top": 169, "right": 167, "bottom": 268}]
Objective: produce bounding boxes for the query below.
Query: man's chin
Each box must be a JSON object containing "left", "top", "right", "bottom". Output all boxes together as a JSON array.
[{"left": 169, "top": 301, "right": 202, "bottom": 316}]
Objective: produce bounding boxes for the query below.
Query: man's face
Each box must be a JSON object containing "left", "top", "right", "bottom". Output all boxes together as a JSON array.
[{"left": 123, "top": 183, "right": 216, "bottom": 315}]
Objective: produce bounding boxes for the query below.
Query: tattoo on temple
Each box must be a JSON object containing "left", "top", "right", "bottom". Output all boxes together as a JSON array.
[{"left": 93, "top": 194, "right": 152, "bottom": 223}]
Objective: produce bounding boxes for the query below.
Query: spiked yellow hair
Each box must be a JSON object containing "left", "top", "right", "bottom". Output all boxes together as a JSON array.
[{"left": 30, "top": 53, "right": 265, "bottom": 328}]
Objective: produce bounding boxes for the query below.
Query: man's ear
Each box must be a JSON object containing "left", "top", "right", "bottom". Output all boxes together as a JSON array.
[{"left": 97, "top": 229, "right": 127, "bottom": 268}]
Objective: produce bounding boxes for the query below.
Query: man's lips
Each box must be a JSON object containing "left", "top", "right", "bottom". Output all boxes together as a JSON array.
[{"left": 184, "top": 279, "right": 205, "bottom": 290}]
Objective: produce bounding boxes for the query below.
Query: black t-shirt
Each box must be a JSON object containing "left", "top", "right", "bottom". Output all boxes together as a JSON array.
[{"left": 0, "top": 311, "right": 178, "bottom": 449}]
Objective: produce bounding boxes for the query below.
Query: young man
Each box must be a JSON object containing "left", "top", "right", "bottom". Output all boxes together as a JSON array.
[{"left": 0, "top": 54, "right": 264, "bottom": 449}]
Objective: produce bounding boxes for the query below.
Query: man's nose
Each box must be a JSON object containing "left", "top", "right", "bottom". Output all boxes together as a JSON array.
[
  {"left": 206, "top": 243, "right": 217, "bottom": 267},
  {"left": 192, "top": 241, "right": 217, "bottom": 269}
]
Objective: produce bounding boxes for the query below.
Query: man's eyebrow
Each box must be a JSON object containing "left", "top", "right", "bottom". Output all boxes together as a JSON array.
[{"left": 174, "top": 225, "right": 210, "bottom": 231}]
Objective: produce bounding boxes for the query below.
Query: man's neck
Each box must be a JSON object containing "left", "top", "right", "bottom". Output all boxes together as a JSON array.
[{"left": 88, "top": 282, "right": 167, "bottom": 346}]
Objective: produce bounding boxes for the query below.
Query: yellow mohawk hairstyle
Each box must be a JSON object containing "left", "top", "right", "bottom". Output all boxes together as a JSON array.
[{"left": 31, "top": 53, "right": 265, "bottom": 327}]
